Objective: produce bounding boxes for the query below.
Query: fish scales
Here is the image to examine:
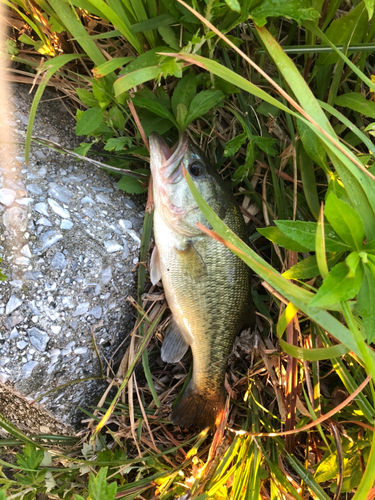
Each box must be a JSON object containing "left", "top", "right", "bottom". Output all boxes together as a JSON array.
[{"left": 150, "top": 133, "right": 252, "bottom": 429}]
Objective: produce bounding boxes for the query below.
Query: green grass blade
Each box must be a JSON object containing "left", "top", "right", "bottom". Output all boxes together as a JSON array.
[
  {"left": 305, "top": 20, "right": 375, "bottom": 93},
  {"left": 0, "top": 412, "right": 45, "bottom": 450},
  {"left": 279, "top": 339, "right": 349, "bottom": 360},
  {"left": 93, "top": 57, "right": 134, "bottom": 77},
  {"left": 352, "top": 427, "right": 375, "bottom": 499},
  {"left": 319, "top": 99, "right": 375, "bottom": 155},
  {"left": 25, "top": 54, "right": 82, "bottom": 163},
  {"left": 48, "top": 0, "right": 108, "bottom": 66},
  {"left": 132, "top": 13, "right": 175, "bottom": 32},
  {"left": 86, "top": 0, "right": 143, "bottom": 53},
  {"left": 114, "top": 66, "right": 161, "bottom": 96},
  {"left": 170, "top": 53, "right": 293, "bottom": 115},
  {"left": 286, "top": 453, "right": 331, "bottom": 500}
]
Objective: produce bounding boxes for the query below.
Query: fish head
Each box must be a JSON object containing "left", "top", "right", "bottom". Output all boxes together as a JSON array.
[{"left": 150, "top": 133, "right": 227, "bottom": 236}]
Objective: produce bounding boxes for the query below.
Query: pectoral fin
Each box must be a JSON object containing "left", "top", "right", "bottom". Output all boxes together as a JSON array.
[
  {"left": 175, "top": 241, "right": 207, "bottom": 280},
  {"left": 150, "top": 245, "right": 162, "bottom": 285},
  {"left": 161, "top": 319, "right": 189, "bottom": 363}
]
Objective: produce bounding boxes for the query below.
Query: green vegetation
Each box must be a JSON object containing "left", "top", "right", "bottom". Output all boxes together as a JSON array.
[{"left": 2, "top": 0, "right": 375, "bottom": 498}]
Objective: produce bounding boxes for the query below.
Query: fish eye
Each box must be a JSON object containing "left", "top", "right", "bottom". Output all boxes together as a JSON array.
[{"left": 188, "top": 162, "right": 204, "bottom": 178}]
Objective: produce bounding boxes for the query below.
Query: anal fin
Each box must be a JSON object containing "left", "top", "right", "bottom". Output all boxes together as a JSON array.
[{"left": 161, "top": 319, "right": 189, "bottom": 363}]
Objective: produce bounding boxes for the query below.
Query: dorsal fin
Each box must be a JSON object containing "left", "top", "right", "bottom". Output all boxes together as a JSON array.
[
  {"left": 161, "top": 319, "right": 189, "bottom": 363},
  {"left": 150, "top": 245, "right": 162, "bottom": 285}
]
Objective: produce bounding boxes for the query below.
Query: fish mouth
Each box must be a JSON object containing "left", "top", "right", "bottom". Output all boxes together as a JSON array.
[{"left": 149, "top": 133, "right": 188, "bottom": 183}]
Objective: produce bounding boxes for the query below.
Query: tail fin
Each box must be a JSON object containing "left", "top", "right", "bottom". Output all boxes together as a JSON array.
[{"left": 170, "top": 382, "right": 225, "bottom": 429}]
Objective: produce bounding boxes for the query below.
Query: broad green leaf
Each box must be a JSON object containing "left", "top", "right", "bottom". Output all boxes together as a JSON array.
[
  {"left": 92, "top": 78, "right": 111, "bottom": 108},
  {"left": 358, "top": 266, "right": 375, "bottom": 343},
  {"left": 324, "top": 192, "right": 365, "bottom": 250},
  {"left": 158, "top": 25, "right": 180, "bottom": 50},
  {"left": 75, "top": 107, "right": 106, "bottom": 136},
  {"left": 76, "top": 88, "right": 98, "bottom": 108},
  {"left": 345, "top": 252, "right": 360, "bottom": 278},
  {"left": 160, "top": 57, "right": 183, "bottom": 78},
  {"left": 131, "top": 96, "right": 178, "bottom": 128},
  {"left": 250, "top": 0, "right": 319, "bottom": 27},
  {"left": 74, "top": 142, "right": 93, "bottom": 156},
  {"left": 225, "top": 0, "right": 241, "bottom": 13},
  {"left": 364, "top": 0, "right": 375, "bottom": 18},
  {"left": 314, "top": 453, "right": 337, "bottom": 483},
  {"left": 275, "top": 220, "right": 350, "bottom": 252},
  {"left": 171, "top": 70, "right": 197, "bottom": 117},
  {"left": 252, "top": 136, "right": 278, "bottom": 156},
  {"left": 107, "top": 106, "right": 125, "bottom": 131},
  {"left": 92, "top": 57, "right": 134, "bottom": 78},
  {"left": 88, "top": 467, "right": 117, "bottom": 500},
  {"left": 282, "top": 253, "right": 342, "bottom": 280},
  {"left": 309, "top": 262, "right": 363, "bottom": 307},
  {"left": 280, "top": 339, "right": 349, "bottom": 360},
  {"left": 104, "top": 137, "right": 132, "bottom": 152},
  {"left": 316, "top": 3, "right": 368, "bottom": 67},
  {"left": 224, "top": 132, "right": 247, "bottom": 157},
  {"left": 176, "top": 103, "right": 188, "bottom": 129},
  {"left": 184, "top": 90, "right": 225, "bottom": 128},
  {"left": 257, "top": 226, "right": 310, "bottom": 252},
  {"left": 139, "top": 111, "right": 174, "bottom": 136},
  {"left": 117, "top": 171, "right": 148, "bottom": 194},
  {"left": 114, "top": 66, "right": 161, "bottom": 96},
  {"left": 232, "top": 142, "right": 255, "bottom": 182},
  {"left": 16, "top": 444, "right": 44, "bottom": 469},
  {"left": 324, "top": 154, "right": 375, "bottom": 243},
  {"left": 336, "top": 92, "right": 375, "bottom": 119}
]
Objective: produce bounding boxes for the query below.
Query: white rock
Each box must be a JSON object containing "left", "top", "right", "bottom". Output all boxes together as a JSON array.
[
  {"left": 5, "top": 295, "right": 23, "bottom": 315},
  {"left": 20, "top": 244, "right": 32, "bottom": 258},
  {"left": 48, "top": 198, "right": 70, "bottom": 219},
  {"left": 0, "top": 188, "right": 17, "bottom": 206}
]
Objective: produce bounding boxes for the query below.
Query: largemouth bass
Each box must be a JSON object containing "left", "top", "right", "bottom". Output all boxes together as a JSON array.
[{"left": 149, "top": 133, "right": 252, "bottom": 429}]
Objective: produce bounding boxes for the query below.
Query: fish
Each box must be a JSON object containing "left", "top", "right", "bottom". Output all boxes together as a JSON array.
[{"left": 149, "top": 132, "right": 253, "bottom": 429}]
